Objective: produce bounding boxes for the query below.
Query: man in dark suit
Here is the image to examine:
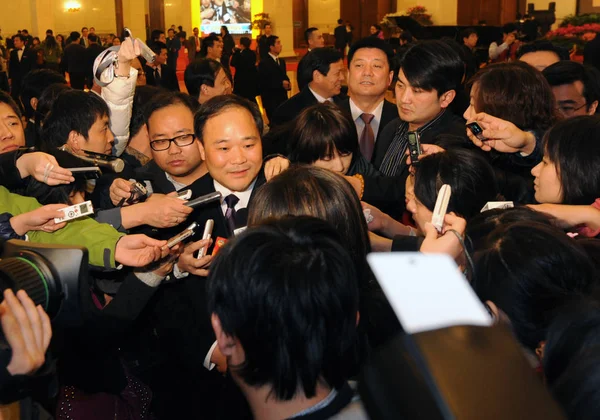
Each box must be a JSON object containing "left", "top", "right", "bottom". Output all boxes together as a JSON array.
[
  {"left": 334, "top": 19, "right": 348, "bottom": 57},
  {"left": 61, "top": 31, "right": 87, "bottom": 89},
  {"left": 337, "top": 37, "right": 398, "bottom": 164},
  {"left": 257, "top": 23, "right": 273, "bottom": 61},
  {"left": 271, "top": 47, "right": 345, "bottom": 128},
  {"left": 258, "top": 35, "right": 290, "bottom": 124},
  {"left": 80, "top": 27, "right": 89, "bottom": 47},
  {"left": 85, "top": 34, "right": 105, "bottom": 88},
  {"left": 231, "top": 36, "right": 258, "bottom": 103},
  {"left": 166, "top": 28, "right": 180, "bottom": 70},
  {"left": 187, "top": 27, "right": 202, "bottom": 62},
  {"left": 144, "top": 42, "right": 180, "bottom": 91},
  {"left": 8, "top": 34, "right": 35, "bottom": 101}
]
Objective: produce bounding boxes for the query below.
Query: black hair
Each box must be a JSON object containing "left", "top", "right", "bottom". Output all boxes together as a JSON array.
[
  {"left": 543, "top": 61, "right": 600, "bottom": 114},
  {"left": 304, "top": 27, "right": 318, "bottom": 44},
  {"left": 414, "top": 146, "right": 499, "bottom": 220},
  {"left": 151, "top": 29, "right": 164, "bottom": 41},
  {"left": 266, "top": 35, "right": 279, "bottom": 49},
  {"left": 399, "top": 31, "right": 413, "bottom": 44},
  {"left": 20, "top": 69, "right": 66, "bottom": 119},
  {"left": 167, "top": 28, "right": 175, "bottom": 34},
  {"left": 150, "top": 41, "right": 167, "bottom": 55},
  {"left": 472, "top": 222, "right": 596, "bottom": 351},
  {"left": 200, "top": 34, "right": 220, "bottom": 56},
  {"left": 69, "top": 31, "right": 80, "bottom": 41},
  {"left": 397, "top": 40, "right": 464, "bottom": 96},
  {"left": 460, "top": 27, "right": 477, "bottom": 41},
  {"left": 221, "top": 25, "right": 229, "bottom": 35},
  {"left": 0, "top": 90, "right": 22, "bottom": 119},
  {"left": 44, "top": 35, "right": 58, "bottom": 49},
  {"left": 337, "top": 19, "right": 344, "bottom": 24},
  {"left": 36, "top": 83, "right": 71, "bottom": 119},
  {"left": 542, "top": 115, "right": 600, "bottom": 204},
  {"left": 41, "top": 90, "right": 110, "bottom": 151},
  {"left": 143, "top": 91, "right": 199, "bottom": 130},
  {"left": 13, "top": 34, "right": 27, "bottom": 43},
  {"left": 347, "top": 37, "right": 395, "bottom": 71},
  {"left": 239, "top": 37, "right": 251, "bottom": 49},
  {"left": 288, "top": 102, "right": 358, "bottom": 164},
  {"left": 46, "top": 29, "right": 53, "bottom": 35},
  {"left": 184, "top": 58, "right": 224, "bottom": 99},
  {"left": 81, "top": 26, "right": 88, "bottom": 32},
  {"left": 130, "top": 85, "right": 164, "bottom": 139},
  {"left": 517, "top": 40, "right": 570, "bottom": 61},
  {"left": 502, "top": 23, "right": 518, "bottom": 34},
  {"left": 263, "top": 23, "right": 271, "bottom": 29},
  {"left": 207, "top": 216, "right": 360, "bottom": 400},
  {"left": 194, "top": 94, "right": 263, "bottom": 141},
  {"left": 466, "top": 206, "right": 553, "bottom": 253},
  {"left": 298, "top": 47, "right": 343, "bottom": 85},
  {"left": 87, "top": 33, "right": 98, "bottom": 43},
  {"left": 32, "top": 37, "right": 40, "bottom": 44}
]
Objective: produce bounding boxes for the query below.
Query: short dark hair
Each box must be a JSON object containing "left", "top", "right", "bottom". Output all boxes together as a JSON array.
[
  {"left": 298, "top": 47, "right": 343, "bottom": 85},
  {"left": 543, "top": 61, "right": 600, "bottom": 114},
  {"left": 397, "top": 40, "right": 464, "bottom": 96},
  {"left": 22, "top": 29, "right": 29, "bottom": 34},
  {"left": 460, "top": 27, "right": 478, "bottom": 41},
  {"left": 143, "top": 91, "right": 199, "bottom": 131},
  {"left": 184, "top": 58, "right": 224, "bottom": 99},
  {"left": 36, "top": 83, "right": 72, "bottom": 122},
  {"left": 239, "top": 36, "right": 251, "bottom": 49},
  {"left": 200, "top": 33, "right": 220, "bottom": 56},
  {"left": 87, "top": 33, "right": 98, "bottom": 43},
  {"left": 194, "top": 95, "right": 263, "bottom": 142},
  {"left": 502, "top": 23, "right": 518, "bottom": 34},
  {"left": 468, "top": 61, "right": 558, "bottom": 131},
  {"left": 69, "top": 31, "right": 80, "bottom": 41},
  {"left": 41, "top": 90, "right": 110, "bottom": 151},
  {"left": 304, "top": 27, "right": 319, "bottom": 43},
  {"left": 543, "top": 115, "right": 600, "bottom": 205},
  {"left": 399, "top": 31, "right": 413, "bottom": 44},
  {"left": 414, "top": 147, "right": 499, "bottom": 220},
  {"left": 130, "top": 85, "right": 164, "bottom": 139},
  {"left": 266, "top": 35, "right": 279, "bottom": 49},
  {"left": 347, "top": 37, "right": 394, "bottom": 71},
  {"left": 0, "top": 91, "right": 22, "bottom": 119},
  {"left": 46, "top": 29, "right": 53, "bottom": 35},
  {"left": 151, "top": 29, "right": 164, "bottom": 40},
  {"left": 207, "top": 216, "right": 360, "bottom": 400},
  {"left": 150, "top": 41, "right": 167, "bottom": 55},
  {"left": 517, "top": 40, "right": 570, "bottom": 61},
  {"left": 13, "top": 34, "right": 27, "bottom": 43},
  {"left": 288, "top": 102, "right": 358, "bottom": 163},
  {"left": 338, "top": 19, "right": 344, "bottom": 24},
  {"left": 20, "top": 69, "right": 66, "bottom": 119},
  {"left": 263, "top": 23, "right": 271, "bottom": 29},
  {"left": 472, "top": 222, "right": 596, "bottom": 351},
  {"left": 167, "top": 28, "right": 175, "bottom": 34},
  {"left": 81, "top": 26, "right": 88, "bottom": 32}
]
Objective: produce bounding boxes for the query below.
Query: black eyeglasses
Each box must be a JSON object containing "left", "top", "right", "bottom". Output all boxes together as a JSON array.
[{"left": 150, "top": 134, "right": 195, "bottom": 151}]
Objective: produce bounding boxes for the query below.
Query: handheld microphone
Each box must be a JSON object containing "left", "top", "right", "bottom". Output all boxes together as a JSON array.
[
  {"left": 185, "top": 191, "right": 222, "bottom": 209},
  {"left": 58, "top": 145, "right": 125, "bottom": 173}
]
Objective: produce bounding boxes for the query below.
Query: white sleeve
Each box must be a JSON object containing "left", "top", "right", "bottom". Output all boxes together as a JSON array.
[
  {"left": 203, "top": 341, "right": 218, "bottom": 370},
  {"left": 488, "top": 42, "right": 509, "bottom": 60},
  {"left": 100, "top": 66, "right": 137, "bottom": 157}
]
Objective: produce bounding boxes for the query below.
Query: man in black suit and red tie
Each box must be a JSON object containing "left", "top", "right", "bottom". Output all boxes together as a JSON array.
[
  {"left": 8, "top": 34, "right": 35, "bottom": 101},
  {"left": 258, "top": 35, "right": 290, "bottom": 124},
  {"left": 144, "top": 42, "right": 180, "bottom": 92}
]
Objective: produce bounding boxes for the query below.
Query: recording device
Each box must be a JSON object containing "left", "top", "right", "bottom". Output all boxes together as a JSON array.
[
  {"left": 185, "top": 191, "right": 222, "bottom": 209},
  {"left": 166, "top": 222, "right": 198, "bottom": 248},
  {"left": 65, "top": 166, "right": 102, "bottom": 179},
  {"left": 431, "top": 184, "right": 451, "bottom": 233},
  {"left": 0, "top": 239, "right": 87, "bottom": 327},
  {"left": 177, "top": 189, "right": 192, "bottom": 200},
  {"left": 54, "top": 201, "right": 95, "bottom": 223},
  {"left": 116, "top": 181, "right": 148, "bottom": 207},
  {"left": 407, "top": 131, "right": 421, "bottom": 166},
  {"left": 58, "top": 145, "right": 125, "bottom": 173},
  {"left": 121, "top": 28, "right": 156, "bottom": 64},
  {"left": 212, "top": 237, "right": 228, "bottom": 256},
  {"left": 197, "top": 219, "right": 214, "bottom": 259},
  {"left": 466, "top": 122, "right": 486, "bottom": 141}
]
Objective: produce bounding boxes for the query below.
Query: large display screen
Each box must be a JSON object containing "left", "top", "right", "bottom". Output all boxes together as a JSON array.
[{"left": 201, "top": 0, "right": 252, "bottom": 34}]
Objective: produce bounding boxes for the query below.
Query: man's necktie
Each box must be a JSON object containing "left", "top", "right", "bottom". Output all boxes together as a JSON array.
[
  {"left": 359, "top": 113, "right": 375, "bottom": 161},
  {"left": 154, "top": 68, "right": 161, "bottom": 84},
  {"left": 224, "top": 194, "right": 239, "bottom": 235},
  {"left": 276, "top": 57, "right": 280, "bottom": 66}
]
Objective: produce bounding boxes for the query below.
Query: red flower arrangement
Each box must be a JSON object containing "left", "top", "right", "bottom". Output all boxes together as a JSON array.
[
  {"left": 546, "top": 23, "right": 600, "bottom": 38},
  {"left": 406, "top": 5, "right": 433, "bottom": 26}
]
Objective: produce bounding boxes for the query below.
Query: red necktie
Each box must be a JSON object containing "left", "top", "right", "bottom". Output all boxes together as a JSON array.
[{"left": 359, "top": 113, "right": 375, "bottom": 161}]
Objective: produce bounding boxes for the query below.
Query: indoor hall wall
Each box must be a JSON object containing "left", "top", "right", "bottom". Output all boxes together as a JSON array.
[{"left": 396, "top": 0, "right": 458, "bottom": 25}]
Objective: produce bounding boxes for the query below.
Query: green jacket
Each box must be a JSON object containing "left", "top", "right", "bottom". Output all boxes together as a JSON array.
[{"left": 0, "top": 186, "right": 124, "bottom": 268}]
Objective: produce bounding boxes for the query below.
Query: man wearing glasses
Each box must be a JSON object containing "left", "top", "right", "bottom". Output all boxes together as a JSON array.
[{"left": 543, "top": 60, "right": 600, "bottom": 118}]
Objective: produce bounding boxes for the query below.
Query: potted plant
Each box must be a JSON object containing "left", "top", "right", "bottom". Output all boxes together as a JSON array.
[{"left": 252, "top": 13, "right": 271, "bottom": 31}]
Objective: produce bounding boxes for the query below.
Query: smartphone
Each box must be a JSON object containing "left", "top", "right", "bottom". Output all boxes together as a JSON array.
[
  {"left": 407, "top": 131, "right": 421, "bottom": 166},
  {"left": 197, "top": 219, "right": 215, "bottom": 259},
  {"left": 431, "top": 184, "right": 451, "bottom": 233},
  {"left": 367, "top": 253, "right": 492, "bottom": 334},
  {"left": 467, "top": 122, "right": 486, "bottom": 141},
  {"left": 166, "top": 222, "right": 198, "bottom": 248}
]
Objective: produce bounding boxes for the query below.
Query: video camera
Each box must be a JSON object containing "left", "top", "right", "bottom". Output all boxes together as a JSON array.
[{"left": 0, "top": 239, "right": 87, "bottom": 328}]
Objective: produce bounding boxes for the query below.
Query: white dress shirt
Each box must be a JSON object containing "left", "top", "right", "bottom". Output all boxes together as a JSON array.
[
  {"left": 349, "top": 97, "right": 385, "bottom": 143},
  {"left": 17, "top": 48, "right": 24, "bottom": 61},
  {"left": 203, "top": 177, "right": 257, "bottom": 370},
  {"left": 308, "top": 86, "right": 332, "bottom": 103}
]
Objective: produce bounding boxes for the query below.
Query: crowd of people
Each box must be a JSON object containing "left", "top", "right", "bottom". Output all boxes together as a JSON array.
[{"left": 0, "top": 17, "right": 599, "bottom": 420}]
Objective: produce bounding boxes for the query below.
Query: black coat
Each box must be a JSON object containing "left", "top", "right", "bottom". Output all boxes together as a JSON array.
[
  {"left": 334, "top": 25, "right": 348, "bottom": 49},
  {"left": 271, "top": 86, "right": 346, "bottom": 127},
  {"left": 85, "top": 43, "right": 105, "bottom": 84},
  {"left": 231, "top": 48, "right": 258, "bottom": 101},
  {"left": 8, "top": 47, "right": 35, "bottom": 83},
  {"left": 61, "top": 42, "right": 87, "bottom": 74},
  {"left": 258, "top": 55, "right": 289, "bottom": 118},
  {"left": 144, "top": 63, "right": 180, "bottom": 92}
]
